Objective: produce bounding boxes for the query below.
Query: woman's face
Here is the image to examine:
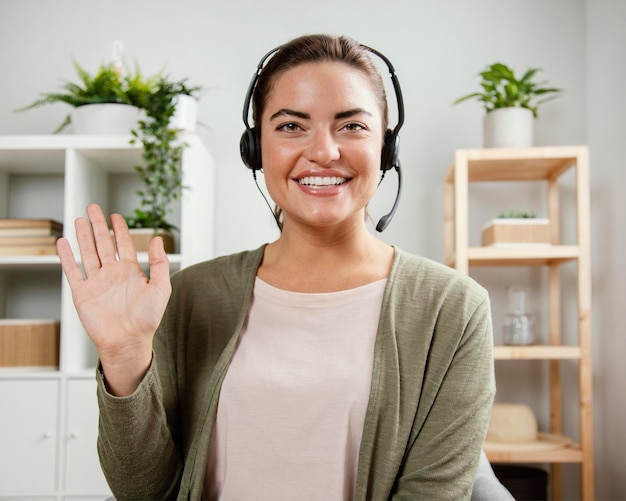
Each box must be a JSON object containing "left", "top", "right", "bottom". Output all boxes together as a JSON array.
[{"left": 260, "top": 61, "right": 385, "bottom": 232}]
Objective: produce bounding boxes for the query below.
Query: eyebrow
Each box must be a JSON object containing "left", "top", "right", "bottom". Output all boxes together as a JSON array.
[
  {"left": 335, "top": 108, "right": 373, "bottom": 120},
  {"left": 270, "top": 109, "right": 310, "bottom": 121},
  {"left": 269, "top": 108, "right": 373, "bottom": 121}
]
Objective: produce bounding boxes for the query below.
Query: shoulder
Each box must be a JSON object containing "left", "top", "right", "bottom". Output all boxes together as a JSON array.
[
  {"left": 167, "top": 246, "right": 265, "bottom": 311},
  {"left": 171, "top": 245, "right": 265, "bottom": 287},
  {"left": 391, "top": 247, "right": 488, "bottom": 299},
  {"left": 384, "top": 249, "right": 494, "bottom": 372},
  {"left": 388, "top": 248, "right": 490, "bottom": 328}
]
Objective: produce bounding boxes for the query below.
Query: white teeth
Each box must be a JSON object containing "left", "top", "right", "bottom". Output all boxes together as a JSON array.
[{"left": 297, "top": 176, "right": 346, "bottom": 187}]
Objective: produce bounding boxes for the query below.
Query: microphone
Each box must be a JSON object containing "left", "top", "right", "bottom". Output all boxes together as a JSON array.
[{"left": 376, "top": 161, "right": 402, "bottom": 232}]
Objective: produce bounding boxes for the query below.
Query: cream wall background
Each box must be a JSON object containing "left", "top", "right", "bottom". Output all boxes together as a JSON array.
[{"left": 0, "top": 1, "right": 623, "bottom": 499}]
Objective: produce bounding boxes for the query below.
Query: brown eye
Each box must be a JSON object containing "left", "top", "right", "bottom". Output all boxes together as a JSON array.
[
  {"left": 343, "top": 122, "right": 366, "bottom": 132},
  {"left": 277, "top": 122, "right": 302, "bottom": 132}
]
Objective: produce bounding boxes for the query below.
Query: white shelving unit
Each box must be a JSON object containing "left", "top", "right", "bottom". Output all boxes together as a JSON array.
[{"left": 0, "top": 133, "right": 215, "bottom": 500}]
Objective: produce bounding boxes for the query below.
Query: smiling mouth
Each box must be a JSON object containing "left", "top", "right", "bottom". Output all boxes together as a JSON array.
[{"left": 296, "top": 176, "right": 348, "bottom": 187}]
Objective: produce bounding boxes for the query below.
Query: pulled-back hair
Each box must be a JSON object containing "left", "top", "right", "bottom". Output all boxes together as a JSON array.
[{"left": 251, "top": 34, "right": 389, "bottom": 135}]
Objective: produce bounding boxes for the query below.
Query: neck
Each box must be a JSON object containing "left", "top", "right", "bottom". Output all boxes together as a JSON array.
[{"left": 258, "top": 222, "right": 393, "bottom": 293}]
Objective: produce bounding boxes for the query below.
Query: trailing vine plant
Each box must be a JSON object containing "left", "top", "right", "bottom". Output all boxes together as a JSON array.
[{"left": 127, "top": 78, "right": 201, "bottom": 233}]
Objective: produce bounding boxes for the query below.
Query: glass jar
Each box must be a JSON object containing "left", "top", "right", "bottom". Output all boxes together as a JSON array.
[{"left": 503, "top": 286, "right": 535, "bottom": 345}]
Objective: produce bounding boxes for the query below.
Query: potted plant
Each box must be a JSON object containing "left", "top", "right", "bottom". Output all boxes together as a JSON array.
[
  {"left": 481, "top": 210, "right": 551, "bottom": 247},
  {"left": 453, "top": 62, "right": 562, "bottom": 148},
  {"left": 15, "top": 60, "right": 157, "bottom": 134}
]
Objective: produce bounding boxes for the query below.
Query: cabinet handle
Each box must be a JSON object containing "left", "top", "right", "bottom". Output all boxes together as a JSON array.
[
  {"left": 69, "top": 431, "right": 80, "bottom": 439},
  {"left": 43, "top": 431, "right": 53, "bottom": 439}
]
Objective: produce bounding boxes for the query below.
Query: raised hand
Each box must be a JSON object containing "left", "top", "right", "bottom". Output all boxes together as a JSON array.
[{"left": 56, "top": 204, "right": 172, "bottom": 396}]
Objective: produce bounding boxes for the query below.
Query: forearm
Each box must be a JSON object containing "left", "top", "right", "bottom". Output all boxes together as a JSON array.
[{"left": 96, "top": 359, "right": 183, "bottom": 500}]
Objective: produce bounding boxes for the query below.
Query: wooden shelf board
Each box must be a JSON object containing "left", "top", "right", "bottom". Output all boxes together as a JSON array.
[
  {"left": 446, "top": 146, "right": 587, "bottom": 182},
  {"left": 494, "top": 345, "right": 581, "bottom": 360},
  {"left": 445, "top": 245, "right": 580, "bottom": 267},
  {"left": 486, "top": 445, "right": 583, "bottom": 464},
  {"left": 464, "top": 245, "right": 579, "bottom": 266}
]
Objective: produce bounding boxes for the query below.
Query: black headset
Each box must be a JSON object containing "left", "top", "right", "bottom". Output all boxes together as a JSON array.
[{"left": 240, "top": 42, "right": 405, "bottom": 231}]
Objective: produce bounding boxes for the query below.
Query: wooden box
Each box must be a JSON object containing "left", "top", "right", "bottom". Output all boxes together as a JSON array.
[
  {"left": 482, "top": 218, "right": 551, "bottom": 246},
  {"left": 0, "top": 319, "right": 60, "bottom": 368}
]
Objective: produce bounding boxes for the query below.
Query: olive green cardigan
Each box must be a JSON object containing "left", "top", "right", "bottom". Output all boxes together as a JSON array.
[{"left": 96, "top": 246, "right": 495, "bottom": 500}]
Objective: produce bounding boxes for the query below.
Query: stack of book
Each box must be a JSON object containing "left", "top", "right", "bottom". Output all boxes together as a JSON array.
[{"left": 0, "top": 219, "right": 63, "bottom": 256}]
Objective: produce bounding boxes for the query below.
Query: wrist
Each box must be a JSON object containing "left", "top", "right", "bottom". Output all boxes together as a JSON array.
[{"left": 99, "top": 347, "right": 153, "bottom": 397}]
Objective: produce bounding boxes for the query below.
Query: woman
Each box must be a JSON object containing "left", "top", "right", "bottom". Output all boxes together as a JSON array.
[{"left": 57, "top": 34, "right": 495, "bottom": 500}]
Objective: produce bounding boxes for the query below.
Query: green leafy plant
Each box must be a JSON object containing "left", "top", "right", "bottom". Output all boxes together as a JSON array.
[
  {"left": 453, "top": 62, "right": 562, "bottom": 118},
  {"left": 498, "top": 210, "right": 537, "bottom": 219},
  {"left": 16, "top": 61, "right": 157, "bottom": 133},
  {"left": 126, "top": 78, "right": 201, "bottom": 233}
]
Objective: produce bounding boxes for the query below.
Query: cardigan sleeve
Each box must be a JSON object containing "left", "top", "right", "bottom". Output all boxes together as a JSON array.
[
  {"left": 96, "top": 355, "right": 183, "bottom": 500},
  {"left": 391, "top": 293, "right": 496, "bottom": 500}
]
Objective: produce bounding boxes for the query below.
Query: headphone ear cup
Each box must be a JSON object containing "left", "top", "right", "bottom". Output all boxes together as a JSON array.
[
  {"left": 240, "top": 127, "right": 261, "bottom": 171},
  {"left": 381, "top": 129, "right": 399, "bottom": 171}
]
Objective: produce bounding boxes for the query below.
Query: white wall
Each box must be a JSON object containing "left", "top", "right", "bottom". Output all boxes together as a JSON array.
[
  {"left": 586, "top": 2, "right": 626, "bottom": 500},
  {"left": 0, "top": 0, "right": 622, "bottom": 499}
]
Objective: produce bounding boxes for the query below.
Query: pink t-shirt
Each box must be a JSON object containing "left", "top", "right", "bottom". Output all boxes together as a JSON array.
[{"left": 203, "top": 277, "right": 387, "bottom": 500}]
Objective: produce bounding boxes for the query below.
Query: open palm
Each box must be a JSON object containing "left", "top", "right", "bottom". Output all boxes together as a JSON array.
[{"left": 57, "top": 204, "right": 172, "bottom": 394}]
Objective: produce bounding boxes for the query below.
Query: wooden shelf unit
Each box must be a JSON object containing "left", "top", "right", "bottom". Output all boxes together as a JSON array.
[{"left": 444, "top": 146, "right": 594, "bottom": 501}]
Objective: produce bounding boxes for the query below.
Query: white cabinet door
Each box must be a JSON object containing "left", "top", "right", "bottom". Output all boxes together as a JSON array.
[
  {"left": 0, "top": 378, "right": 59, "bottom": 493},
  {"left": 64, "top": 378, "right": 111, "bottom": 495}
]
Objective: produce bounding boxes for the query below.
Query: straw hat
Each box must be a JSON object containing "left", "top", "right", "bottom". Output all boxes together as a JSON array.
[{"left": 484, "top": 403, "right": 572, "bottom": 452}]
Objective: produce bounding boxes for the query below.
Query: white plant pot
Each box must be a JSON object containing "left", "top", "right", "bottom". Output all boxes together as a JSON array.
[
  {"left": 483, "top": 107, "right": 534, "bottom": 148},
  {"left": 71, "top": 103, "right": 143, "bottom": 135},
  {"left": 170, "top": 94, "right": 198, "bottom": 132}
]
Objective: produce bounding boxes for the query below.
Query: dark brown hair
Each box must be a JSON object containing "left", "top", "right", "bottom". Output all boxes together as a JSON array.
[{"left": 251, "top": 34, "right": 390, "bottom": 135}]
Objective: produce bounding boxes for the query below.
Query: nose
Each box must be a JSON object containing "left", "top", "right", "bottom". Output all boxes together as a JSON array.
[{"left": 304, "top": 129, "right": 340, "bottom": 166}]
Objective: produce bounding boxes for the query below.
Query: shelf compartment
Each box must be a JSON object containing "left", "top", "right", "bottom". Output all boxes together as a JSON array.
[
  {"left": 486, "top": 445, "right": 583, "bottom": 464},
  {"left": 494, "top": 345, "right": 581, "bottom": 360}
]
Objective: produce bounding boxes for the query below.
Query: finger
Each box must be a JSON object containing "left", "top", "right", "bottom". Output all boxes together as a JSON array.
[
  {"left": 86, "top": 204, "right": 118, "bottom": 264},
  {"left": 75, "top": 216, "right": 102, "bottom": 278},
  {"left": 56, "top": 237, "right": 86, "bottom": 289},
  {"left": 147, "top": 236, "right": 172, "bottom": 297},
  {"left": 110, "top": 213, "right": 138, "bottom": 261}
]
